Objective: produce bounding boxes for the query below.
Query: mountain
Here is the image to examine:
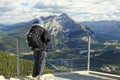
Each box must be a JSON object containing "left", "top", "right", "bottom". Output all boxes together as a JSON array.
[
  {"left": 0, "top": 14, "right": 120, "bottom": 76},
  {"left": 0, "top": 13, "right": 93, "bottom": 37},
  {"left": 0, "top": 13, "right": 93, "bottom": 53},
  {"left": 42, "top": 13, "right": 93, "bottom": 38},
  {"left": 82, "top": 20, "right": 120, "bottom": 40}
]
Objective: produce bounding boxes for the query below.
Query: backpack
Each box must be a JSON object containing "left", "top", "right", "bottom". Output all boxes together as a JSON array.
[{"left": 27, "top": 27, "right": 43, "bottom": 47}]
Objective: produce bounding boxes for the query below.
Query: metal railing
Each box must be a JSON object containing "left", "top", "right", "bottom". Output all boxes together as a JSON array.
[{"left": 0, "top": 36, "right": 120, "bottom": 78}]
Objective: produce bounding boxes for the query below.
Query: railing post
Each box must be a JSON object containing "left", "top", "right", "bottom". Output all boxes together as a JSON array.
[
  {"left": 87, "top": 36, "right": 91, "bottom": 72},
  {"left": 16, "top": 36, "right": 20, "bottom": 77}
]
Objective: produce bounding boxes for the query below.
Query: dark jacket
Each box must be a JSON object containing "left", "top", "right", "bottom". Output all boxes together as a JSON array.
[{"left": 27, "top": 24, "right": 51, "bottom": 51}]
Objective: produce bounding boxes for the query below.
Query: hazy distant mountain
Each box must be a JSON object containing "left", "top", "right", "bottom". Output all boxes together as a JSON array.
[{"left": 82, "top": 20, "right": 120, "bottom": 39}]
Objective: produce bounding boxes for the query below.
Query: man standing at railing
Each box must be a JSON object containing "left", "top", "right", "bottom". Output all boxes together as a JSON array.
[{"left": 27, "top": 17, "right": 51, "bottom": 79}]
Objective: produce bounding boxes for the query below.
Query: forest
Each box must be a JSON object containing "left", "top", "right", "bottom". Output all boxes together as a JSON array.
[{"left": 0, "top": 51, "right": 53, "bottom": 78}]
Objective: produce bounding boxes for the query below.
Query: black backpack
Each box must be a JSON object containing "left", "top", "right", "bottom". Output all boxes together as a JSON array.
[{"left": 27, "top": 26, "right": 43, "bottom": 47}]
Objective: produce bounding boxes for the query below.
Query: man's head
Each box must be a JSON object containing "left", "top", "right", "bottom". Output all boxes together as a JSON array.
[{"left": 33, "top": 18, "right": 44, "bottom": 27}]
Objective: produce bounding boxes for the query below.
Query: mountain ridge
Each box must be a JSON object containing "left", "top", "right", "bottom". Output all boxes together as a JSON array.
[
  {"left": 0, "top": 13, "right": 93, "bottom": 38},
  {"left": 82, "top": 20, "right": 120, "bottom": 40},
  {"left": 0, "top": 13, "right": 93, "bottom": 53},
  {"left": 82, "top": 20, "right": 120, "bottom": 34}
]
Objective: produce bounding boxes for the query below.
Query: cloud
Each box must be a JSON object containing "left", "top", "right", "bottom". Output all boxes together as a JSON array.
[
  {"left": 33, "top": 0, "right": 71, "bottom": 9},
  {"left": 0, "top": 0, "right": 120, "bottom": 24},
  {"left": 0, "top": 0, "right": 20, "bottom": 12},
  {"left": 0, "top": 7, "right": 15, "bottom": 12}
]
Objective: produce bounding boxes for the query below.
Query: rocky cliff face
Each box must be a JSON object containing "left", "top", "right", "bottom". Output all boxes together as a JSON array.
[{"left": 41, "top": 13, "right": 93, "bottom": 38}]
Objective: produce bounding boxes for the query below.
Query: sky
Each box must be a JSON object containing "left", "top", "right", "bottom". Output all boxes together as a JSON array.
[{"left": 0, "top": 0, "right": 120, "bottom": 24}]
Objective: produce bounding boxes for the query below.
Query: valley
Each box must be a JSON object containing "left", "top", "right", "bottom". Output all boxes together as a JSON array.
[{"left": 0, "top": 14, "right": 120, "bottom": 76}]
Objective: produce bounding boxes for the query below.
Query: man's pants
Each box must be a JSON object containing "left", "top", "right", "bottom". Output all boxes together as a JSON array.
[{"left": 32, "top": 50, "right": 47, "bottom": 77}]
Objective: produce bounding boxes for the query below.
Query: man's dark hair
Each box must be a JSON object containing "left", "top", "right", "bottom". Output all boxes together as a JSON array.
[{"left": 33, "top": 20, "right": 39, "bottom": 24}]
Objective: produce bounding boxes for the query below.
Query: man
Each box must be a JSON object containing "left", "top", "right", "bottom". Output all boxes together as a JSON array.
[{"left": 27, "top": 18, "right": 51, "bottom": 78}]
